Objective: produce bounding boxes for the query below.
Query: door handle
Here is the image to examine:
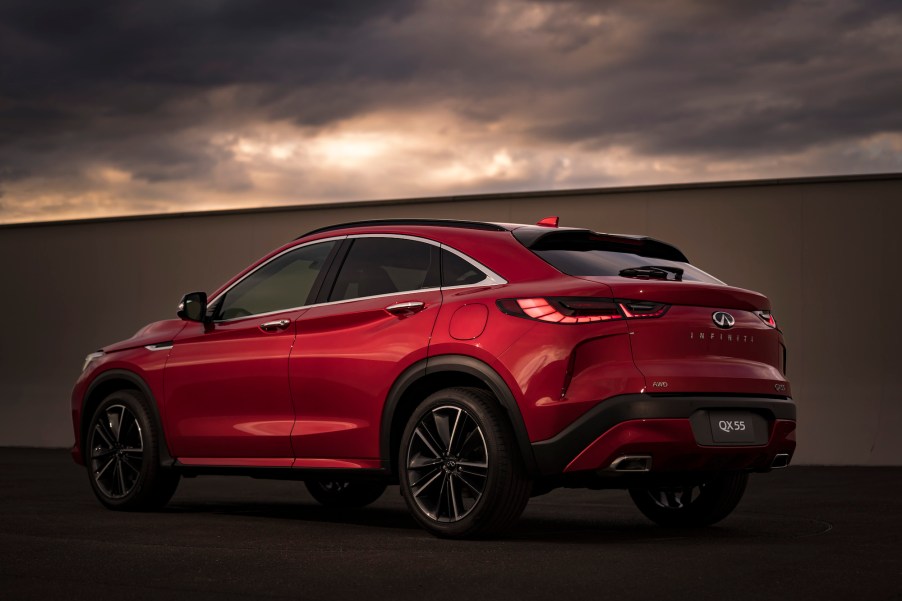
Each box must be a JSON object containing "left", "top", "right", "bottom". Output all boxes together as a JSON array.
[
  {"left": 259, "top": 319, "right": 291, "bottom": 332},
  {"left": 385, "top": 301, "right": 426, "bottom": 316}
]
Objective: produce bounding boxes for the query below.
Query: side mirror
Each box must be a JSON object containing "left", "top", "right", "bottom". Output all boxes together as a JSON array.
[{"left": 177, "top": 291, "right": 208, "bottom": 322}]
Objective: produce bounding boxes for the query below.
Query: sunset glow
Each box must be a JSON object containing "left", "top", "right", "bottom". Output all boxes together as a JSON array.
[{"left": 1, "top": 1, "right": 900, "bottom": 223}]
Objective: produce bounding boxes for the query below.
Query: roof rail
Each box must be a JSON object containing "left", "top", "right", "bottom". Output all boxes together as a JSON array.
[{"left": 298, "top": 219, "right": 508, "bottom": 239}]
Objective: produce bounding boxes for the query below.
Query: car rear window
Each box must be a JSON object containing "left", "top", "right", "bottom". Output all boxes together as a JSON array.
[{"left": 534, "top": 248, "right": 723, "bottom": 284}]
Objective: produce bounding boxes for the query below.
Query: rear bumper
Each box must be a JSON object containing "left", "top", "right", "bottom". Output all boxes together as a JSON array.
[{"left": 531, "top": 394, "right": 796, "bottom": 476}]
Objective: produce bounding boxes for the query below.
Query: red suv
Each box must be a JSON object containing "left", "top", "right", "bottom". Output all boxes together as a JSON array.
[{"left": 72, "top": 218, "right": 795, "bottom": 538}]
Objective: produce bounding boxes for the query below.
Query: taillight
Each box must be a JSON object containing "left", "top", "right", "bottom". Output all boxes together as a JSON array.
[
  {"left": 496, "top": 297, "right": 669, "bottom": 324},
  {"left": 755, "top": 310, "right": 777, "bottom": 328}
]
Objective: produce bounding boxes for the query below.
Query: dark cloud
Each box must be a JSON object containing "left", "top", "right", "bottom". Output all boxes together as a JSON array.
[
  {"left": 522, "top": 0, "right": 902, "bottom": 154},
  {"left": 1, "top": 0, "right": 901, "bottom": 222}
]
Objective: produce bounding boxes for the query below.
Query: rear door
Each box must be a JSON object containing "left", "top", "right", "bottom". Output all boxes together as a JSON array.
[{"left": 289, "top": 235, "right": 443, "bottom": 467}]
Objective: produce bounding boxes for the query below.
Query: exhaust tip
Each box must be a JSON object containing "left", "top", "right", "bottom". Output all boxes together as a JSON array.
[
  {"left": 771, "top": 453, "right": 791, "bottom": 469},
  {"left": 609, "top": 455, "right": 652, "bottom": 472}
]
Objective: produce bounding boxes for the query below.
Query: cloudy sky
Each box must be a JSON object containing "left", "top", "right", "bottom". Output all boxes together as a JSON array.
[{"left": 1, "top": 1, "right": 901, "bottom": 223}]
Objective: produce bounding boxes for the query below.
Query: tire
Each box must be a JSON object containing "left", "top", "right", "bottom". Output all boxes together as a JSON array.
[
  {"left": 399, "top": 387, "right": 531, "bottom": 539},
  {"left": 628, "top": 471, "right": 749, "bottom": 527},
  {"left": 305, "top": 479, "right": 387, "bottom": 508},
  {"left": 85, "top": 389, "right": 180, "bottom": 510}
]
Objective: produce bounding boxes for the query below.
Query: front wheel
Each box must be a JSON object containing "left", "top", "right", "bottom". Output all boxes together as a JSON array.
[
  {"left": 85, "top": 389, "right": 179, "bottom": 510},
  {"left": 304, "top": 479, "right": 387, "bottom": 508},
  {"left": 399, "top": 387, "right": 531, "bottom": 539},
  {"left": 628, "top": 471, "right": 749, "bottom": 527}
]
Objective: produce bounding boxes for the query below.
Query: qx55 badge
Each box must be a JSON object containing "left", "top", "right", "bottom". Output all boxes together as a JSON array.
[{"left": 712, "top": 311, "right": 735, "bottom": 329}]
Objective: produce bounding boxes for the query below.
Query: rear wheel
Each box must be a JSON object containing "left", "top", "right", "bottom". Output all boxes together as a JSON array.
[
  {"left": 399, "top": 387, "right": 531, "bottom": 539},
  {"left": 85, "top": 389, "right": 179, "bottom": 510},
  {"left": 628, "top": 471, "right": 748, "bottom": 527},
  {"left": 304, "top": 479, "right": 387, "bottom": 508}
]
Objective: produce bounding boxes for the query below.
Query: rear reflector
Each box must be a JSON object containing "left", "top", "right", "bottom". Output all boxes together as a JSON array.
[
  {"left": 496, "top": 297, "right": 669, "bottom": 324},
  {"left": 619, "top": 301, "right": 669, "bottom": 318},
  {"left": 755, "top": 310, "right": 777, "bottom": 328}
]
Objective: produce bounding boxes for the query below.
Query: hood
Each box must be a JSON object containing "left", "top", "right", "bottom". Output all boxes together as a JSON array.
[{"left": 103, "top": 319, "right": 187, "bottom": 353}]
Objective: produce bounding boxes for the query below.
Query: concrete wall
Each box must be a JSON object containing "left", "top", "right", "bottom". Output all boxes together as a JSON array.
[{"left": 2, "top": 174, "right": 900, "bottom": 464}]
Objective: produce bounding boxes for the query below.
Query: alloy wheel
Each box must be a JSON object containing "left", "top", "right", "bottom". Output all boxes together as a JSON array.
[
  {"left": 316, "top": 480, "right": 351, "bottom": 494},
  {"left": 89, "top": 404, "right": 144, "bottom": 499},
  {"left": 650, "top": 487, "right": 693, "bottom": 509},
  {"left": 405, "top": 405, "right": 488, "bottom": 522}
]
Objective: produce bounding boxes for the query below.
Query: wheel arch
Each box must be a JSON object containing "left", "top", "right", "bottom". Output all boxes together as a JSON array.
[
  {"left": 381, "top": 355, "right": 537, "bottom": 477},
  {"left": 81, "top": 369, "right": 175, "bottom": 467}
]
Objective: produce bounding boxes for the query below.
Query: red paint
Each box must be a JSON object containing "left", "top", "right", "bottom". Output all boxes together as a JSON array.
[
  {"left": 289, "top": 290, "right": 443, "bottom": 460},
  {"left": 70, "top": 342, "right": 174, "bottom": 465},
  {"left": 624, "top": 304, "right": 789, "bottom": 397},
  {"left": 71, "top": 220, "right": 794, "bottom": 491},
  {"left": 164, "top": 310, "right": 304, "bottom": 459},
  {"left": 448, "top": 304, "right": 489, "bottom": 339}
]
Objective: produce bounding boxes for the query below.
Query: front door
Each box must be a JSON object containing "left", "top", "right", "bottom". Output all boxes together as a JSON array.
[{"left": 163, "top": 239, "right": 339, "bottom": 464}]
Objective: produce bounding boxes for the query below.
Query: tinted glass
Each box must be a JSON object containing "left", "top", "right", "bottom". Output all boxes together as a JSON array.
[
  {"left": 218, "top": 241, "right": 336, "bottom": 319},
  {"left": 441, "top": 249, "right": 486, "bottom": 286},
  {"left": 329, "top": 238, "right": 439, "bottom": 301},
  {"left": 534, "top": 249, "right": 723, "bottom": 284}
]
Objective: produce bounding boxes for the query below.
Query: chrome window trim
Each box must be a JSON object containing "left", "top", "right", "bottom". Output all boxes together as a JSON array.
[
  {"left": 209, "top": 233, "right": 507, "bottom": 324},
  {"left": 207, "top": 234, "right": 347, "bottom": 308},
  {"left": 437, "top": 241, "right": 507, "bottom": 288},
  {"left": 213, "top": 287, "right": 443, "bottom": 324}
]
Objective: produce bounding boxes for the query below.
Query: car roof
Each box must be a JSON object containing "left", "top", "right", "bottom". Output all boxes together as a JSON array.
[
  {"left": 298, "top": 219, "right": 512, "bottom": 238},
  {"left": 297, "top": 219, "right": 688, "bottom": 263}
]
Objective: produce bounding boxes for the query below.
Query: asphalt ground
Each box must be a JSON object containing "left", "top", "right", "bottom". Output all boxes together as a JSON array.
[{"left": 1, "top": 448, "right": 899, "bottom": 601}]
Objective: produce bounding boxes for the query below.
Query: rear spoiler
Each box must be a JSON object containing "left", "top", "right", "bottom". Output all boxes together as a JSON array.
[{"left": 512, "top": 227, "right": 689, "bottom": 263}]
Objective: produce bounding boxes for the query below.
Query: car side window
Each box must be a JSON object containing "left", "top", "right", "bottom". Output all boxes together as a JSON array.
[
  {"left": 329, "top": 238, "right": 440, "bottom": 301},
  {"left": 217, "top": 240, "right": 337, "bottom": 320},
  {"left": 441, "top": 249, "right": 486, "bottom": 286}
]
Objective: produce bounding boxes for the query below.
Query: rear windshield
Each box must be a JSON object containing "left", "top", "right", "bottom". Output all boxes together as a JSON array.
[{"left": 534, "top": 248, "right": 724, "bottom": 284}]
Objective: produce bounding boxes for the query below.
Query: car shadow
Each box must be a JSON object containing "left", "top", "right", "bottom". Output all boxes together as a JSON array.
[
  {"left": 160, "top": 498, "right": 808, "bottom": 543},
  {"left": 163, "top": 499, "right": 423, "bottom": 531}
]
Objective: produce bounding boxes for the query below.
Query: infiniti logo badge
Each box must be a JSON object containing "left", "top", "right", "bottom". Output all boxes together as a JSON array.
[{"left": 712, "top": 311, "right": 736, "bottom": 329}]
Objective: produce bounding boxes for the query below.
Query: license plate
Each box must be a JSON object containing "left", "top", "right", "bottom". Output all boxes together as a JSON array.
[{"left": 709, "top": 411, "right": 758, "bottom": 444}]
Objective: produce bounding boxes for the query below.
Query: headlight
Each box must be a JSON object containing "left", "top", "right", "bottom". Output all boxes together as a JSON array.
[{"left": 82, "top": 351, "right": 104, "bottom": 372}]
